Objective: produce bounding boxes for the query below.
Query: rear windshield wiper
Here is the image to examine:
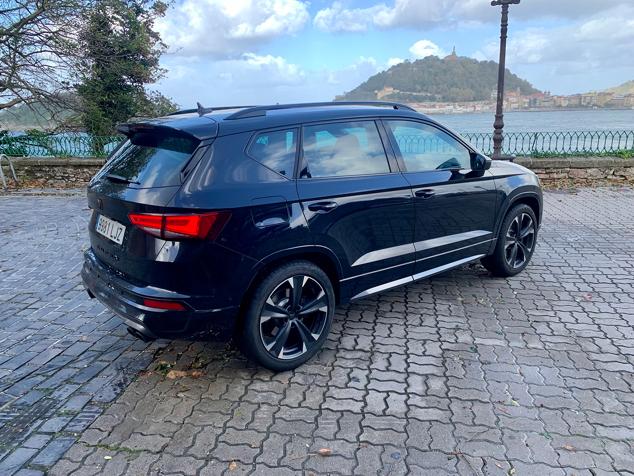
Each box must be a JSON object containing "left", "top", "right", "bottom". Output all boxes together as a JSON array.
[{"left": 105, "top": 173, "right": 140, "bottom": 185}]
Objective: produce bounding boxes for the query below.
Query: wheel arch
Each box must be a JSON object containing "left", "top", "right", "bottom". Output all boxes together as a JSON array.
[
  {"left": 514, "top": 194, "right": 541, "bottom": 227},
  {"left": 495, "top": 189, "right": 542, "bottom": 238},
  {"left": 233, "top": 246, "right": 343, "bottom": 336}
]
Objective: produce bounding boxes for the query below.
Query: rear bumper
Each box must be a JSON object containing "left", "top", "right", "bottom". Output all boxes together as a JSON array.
[{"left": 81, "top": 249, "right": 239, "bottom": 339}]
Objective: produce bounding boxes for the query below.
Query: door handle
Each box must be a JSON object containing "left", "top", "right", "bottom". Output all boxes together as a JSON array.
[
  {"left": 308, "top": 201, "right": 338, "bottom": 213},
  {"left": 415, "top": 189, "right": 435, "bottom": 199},
  {"left": 255, "top": 217, "right": 287, "bottom": 228}
]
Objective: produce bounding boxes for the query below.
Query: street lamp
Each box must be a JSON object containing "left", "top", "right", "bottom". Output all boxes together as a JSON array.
[{"left": 491, "top": 0, "right": 520, "bottom": 160}]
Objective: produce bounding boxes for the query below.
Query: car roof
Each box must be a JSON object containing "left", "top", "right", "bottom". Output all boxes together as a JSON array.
[{"left": 131, "top": 102, "right": 435, "bottom": 140}]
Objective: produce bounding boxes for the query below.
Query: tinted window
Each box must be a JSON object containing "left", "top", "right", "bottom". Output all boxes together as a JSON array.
[
  {"left": 100, "top": 132, "right": 199, "bottom": 187},
  {"left": 386, "top": 121, "right": 471, "bottom": 172},
  {"left": 301, "top": 121, "right": 390, "bottom": 178},
  {"left": 249, "top": 129, "right": 297, "bottom": 177}
]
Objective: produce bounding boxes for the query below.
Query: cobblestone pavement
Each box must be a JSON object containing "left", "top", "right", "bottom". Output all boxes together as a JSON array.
[
  {"left": 1, "top": 188, "right": 634, "bottom": 475},
  {"left": 0, "top": 191, "right": 164, "bottom": 475}
]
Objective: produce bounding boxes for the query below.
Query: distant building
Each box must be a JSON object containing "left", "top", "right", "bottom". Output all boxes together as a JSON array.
[{"left": 445, "top": 46, "right": 458, "bottom": 61}]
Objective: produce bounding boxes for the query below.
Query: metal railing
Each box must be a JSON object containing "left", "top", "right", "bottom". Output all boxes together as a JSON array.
[
  {"left": 462, "top": 131, "right": 634, "bottom": 156},
  {"left": 1, "top": 130, "right": 633, "bottom": 158},
  {"left": 0, "top": 133, "right": 122, "bottom": 158}
]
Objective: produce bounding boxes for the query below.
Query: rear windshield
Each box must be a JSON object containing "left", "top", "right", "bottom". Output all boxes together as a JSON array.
[{"left": 101, "top": 131, "right": 199, "bottom": 187}]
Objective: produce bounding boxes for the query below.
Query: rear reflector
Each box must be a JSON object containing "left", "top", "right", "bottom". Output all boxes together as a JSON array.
[
  {"left": 143, "top": 298, "right": 186, "bottom": 311},
  {"left": 129, "top": 211, "right": 230, "bottom": 240}
]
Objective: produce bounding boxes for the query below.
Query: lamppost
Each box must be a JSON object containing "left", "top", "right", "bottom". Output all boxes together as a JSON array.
[{"left": 491, "top": 0, "right": 520, "bottom": 160}]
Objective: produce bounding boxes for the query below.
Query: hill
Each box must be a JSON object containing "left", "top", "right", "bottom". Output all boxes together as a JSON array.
[
  {"left": 604, "top": 80, "right": 634, "bottom": 95},
  {"left": 0, "top": 100, "right": 76, "bottom": 131},
  {"left": 338, "top": 55, "right": 540, "bottom": 103}
]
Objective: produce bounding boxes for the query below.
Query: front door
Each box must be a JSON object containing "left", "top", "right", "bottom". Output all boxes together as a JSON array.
[
  {"left": 383, "top": 119, "right": 498, "bottom": 277},
  {"left": 297, "top": 119, "right": 415, "bottom": 300}
]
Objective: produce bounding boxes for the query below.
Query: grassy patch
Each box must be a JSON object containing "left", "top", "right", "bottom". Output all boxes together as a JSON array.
[
  {"left": 520, "top": 150, "right": 634, "bottom": 159},
  {"left": 85, "top": 442, "right": 145, "bottom": 456}
]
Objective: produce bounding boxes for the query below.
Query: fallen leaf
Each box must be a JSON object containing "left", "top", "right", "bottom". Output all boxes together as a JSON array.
[
  {"left": 511, "top": 399, "right": 520, "bottom": 406},
  {"left": 317, "top": 448, "right": 332, "bottom": 456},
  {"left": 166, "top": 370, "right": 187, "bottom": 379},
  {"left": 104, "top": 456, "right": 112, "bottom": 460},
  {"left": 563, "top": 444, "right": 576, "bottom": 451},
  {"left": 166, "top": 369, "right": 203, "bottom": 379},
  {"left": 228, "top": 461, "right": 238, "bottom": 471},
  {"left": 495, "top": 462, "right": 503, "bottom": 468}
]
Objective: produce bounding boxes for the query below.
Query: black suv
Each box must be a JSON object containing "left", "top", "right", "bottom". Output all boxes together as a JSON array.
[{"left": 82, "top": 102, "right": 542, "bottom": 371}]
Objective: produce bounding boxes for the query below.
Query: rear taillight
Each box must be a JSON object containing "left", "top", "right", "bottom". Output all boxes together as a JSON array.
[{"left": 128, "top": 212, "right": 230, "bottom": 240}]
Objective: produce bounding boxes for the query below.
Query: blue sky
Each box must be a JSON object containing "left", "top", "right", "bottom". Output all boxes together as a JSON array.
[{"left": 153, "top": 0, "right": 634, "bottom": 107}]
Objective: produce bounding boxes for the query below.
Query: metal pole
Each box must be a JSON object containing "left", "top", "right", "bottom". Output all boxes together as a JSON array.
[{"left": 491, "top": 0, "right": 520, "bottom": 160}]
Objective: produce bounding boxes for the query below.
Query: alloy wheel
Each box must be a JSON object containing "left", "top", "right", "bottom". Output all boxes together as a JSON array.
[
  {"left": 504, "top": 213, "right": 536, "bottom": 269},
  {"left": 259, "top": 275, "right": 329, "bottom": 360}
]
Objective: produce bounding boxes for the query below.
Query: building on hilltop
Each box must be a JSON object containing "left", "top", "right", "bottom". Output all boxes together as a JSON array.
[{"left": 445, "top": 46, "right": 458, "bottom": 61}]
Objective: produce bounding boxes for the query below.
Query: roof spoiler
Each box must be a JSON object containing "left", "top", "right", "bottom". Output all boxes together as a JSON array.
[{"left": 116, "top": 122, "right": 197, "bottom": 139}]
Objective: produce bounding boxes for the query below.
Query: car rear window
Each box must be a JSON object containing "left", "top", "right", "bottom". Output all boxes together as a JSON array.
[{"left": 101, "top": 131, "right": 200, "bottom": 188}]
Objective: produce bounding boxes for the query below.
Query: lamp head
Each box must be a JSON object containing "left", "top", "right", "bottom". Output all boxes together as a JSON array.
[{"left": 491, "top": 0, "right": 520, "bottom": 5}]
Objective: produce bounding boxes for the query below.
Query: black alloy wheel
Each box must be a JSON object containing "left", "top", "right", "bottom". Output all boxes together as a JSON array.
[
  {"left": 259, "top": 275, "right": 329, "bottom": 360},
  {"left": 241, "top": 261, "right": 335, "bottom": 371},
  {"left": 504, "top": 212, "right": 536, "bottom": 269},
  {"left": 481, "top": 203, "right": 538, "bottom": 277}
]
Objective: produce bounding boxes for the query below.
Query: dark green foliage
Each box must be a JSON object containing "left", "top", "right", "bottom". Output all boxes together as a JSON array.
[
  {"left": 340, "top": 56, "right": 540, "bottom": 102},
  {"left": 0, "top": 131, "right": 28, "bottom": 156},
  {"left": 77, "top": 0, "right": 177, "bottom": 136}
]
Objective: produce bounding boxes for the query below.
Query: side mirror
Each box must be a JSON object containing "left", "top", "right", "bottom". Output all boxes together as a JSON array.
[{"left": 471, "top": 153, "right": 492, "bottom": 171}]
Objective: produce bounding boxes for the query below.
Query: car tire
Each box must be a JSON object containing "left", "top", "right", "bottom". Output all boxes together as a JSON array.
[
  {"left": 482, "top": 203, "right": 538, "bottom": 277},
  {"left": 240, "top": 261, "right": 335, "bottom": 372}
]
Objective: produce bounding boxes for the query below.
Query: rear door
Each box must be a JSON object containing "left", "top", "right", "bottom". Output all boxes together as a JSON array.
[
  {"left": 296, "top": 119, "right": 415, "bottom": 300},
  {"left": 383, "top": 119, "right": 498, "bottom": 277},
  {"left": 87, "top": 129, "right": 204, "bottom": 282}
]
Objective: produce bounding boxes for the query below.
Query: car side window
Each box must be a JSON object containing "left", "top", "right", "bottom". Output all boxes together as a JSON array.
[
  {"left": 248, "top": 129, "right": 297, "bottom": 177},
  {"left": 301, "top": 121, "right": 390, "bottom": 178},
  {"left": 385, "top": 120, "right": 471, "bottom": 172}
]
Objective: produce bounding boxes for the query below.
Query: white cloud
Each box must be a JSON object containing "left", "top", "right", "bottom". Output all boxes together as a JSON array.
[
  {"left": 314, "top": 0, "right": 449, "bottom": 32},
  {"left": 409, "top": 40, "right": 446, "bottom": 60},
  {"left": 157, "top": 0, "right": 310, "bottom": 57},
  {"left": 455, "top": 0, "right": 629, "bottom": 23},
  {"left": 313, "top": 2, "right": 382, "bottom": 33},
  {"left": 387, "top": 57, "right": 405, "bottom": 67},
  {"left": 314, "top": 0, "right": 634, "bottom": 32},
  {"left": 470, "top": 4, "right": 634, "bottom": 93},
  {"left": 326, "top": 56, "right": 381, "bottom": 86},
  {"left": 476, "top": 4, "right": 634, "bottom": 70},
  {"left": 157, "top": 54, "right": 387, "bottom": 106},
  {"left": 210, "top": 53, "right": 305, "bottom": 87}
]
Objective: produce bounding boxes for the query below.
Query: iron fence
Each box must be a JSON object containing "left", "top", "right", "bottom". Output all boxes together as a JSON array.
[
  {"left": 1, "top": 130, "right": 633, "bottom": 158},
  {"left": 0, "top": 133, "right": 122, "bottom": 158},
  {"left": 462, "top": 131, "right": 634, "bottom": 156}
]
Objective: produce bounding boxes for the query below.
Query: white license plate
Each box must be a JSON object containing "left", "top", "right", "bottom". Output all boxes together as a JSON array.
[{"left": 96, "top": 215, "right": 126, "bottom": 245}]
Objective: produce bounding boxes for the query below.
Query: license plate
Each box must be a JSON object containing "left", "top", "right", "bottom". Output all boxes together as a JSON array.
[{"left": 96, "top": 215, "right": 126, "bottom": 245}]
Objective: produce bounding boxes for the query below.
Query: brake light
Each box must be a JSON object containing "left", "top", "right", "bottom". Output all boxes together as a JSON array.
[
  {"left": 143, "top": 298, "right": 186, "bottom": 311},
  {"left": 128, "top": 212, "right": 230, "bottom": 240}
]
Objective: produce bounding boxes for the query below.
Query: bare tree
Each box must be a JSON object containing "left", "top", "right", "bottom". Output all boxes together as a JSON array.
[{"left": 0, "top": 1, "right": 85, "bottom": 115}]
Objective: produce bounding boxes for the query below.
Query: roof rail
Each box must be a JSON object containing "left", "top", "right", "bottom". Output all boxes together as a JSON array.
[
  {"left": 167, "top": 104, "right": 257, "bottom": 117},
  {"left": 224, "top": 101, "right": 416, "bottom": 120}
]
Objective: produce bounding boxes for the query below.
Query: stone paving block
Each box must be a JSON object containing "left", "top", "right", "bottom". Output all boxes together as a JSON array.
[{"left": 29, "top": 437, "right": 76, "bottom": 467}]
